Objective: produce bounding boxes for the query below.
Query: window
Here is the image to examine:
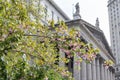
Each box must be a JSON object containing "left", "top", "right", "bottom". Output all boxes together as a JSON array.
[
  {"left": 114, "top": 14, "right": 116, "bottom": 17},
  {"left": 45, "top": 5, "right": 48, "bottom": 20},
  {"left": 112, "top": 32, "right": 114, "bottom": 35},
  {"left": 52, "top": 11, "right": 54, "bottom": 20},
  {"left": 117, "top": 16, "right": 119, "bottom": 18},
  {"left": 116, "top": 4, "right": 118, "bottom": 7},
  {"left": 118, "top": 23, "right": 120, "bottom": 26},
  {"left": 114, "top": 48, "right": 116, "bottom": 51},
  {"left": 113, "top": 43, "right": 115, "bottom": 47},
  {"left": 112, "top": 24, "right": 113, "bottom": 26},
  {"left": 117, "top": 12, "right": 119, "bottom": 15},
  {"left": 111, "top": 12, "right": 112, "bottom": 15},
  {"left": 57, "top": 16, "right": 60, "bottom": 22},
  {"left": 111, "top": 16, "right": 113, "bottom": 19},
  {"left": 117, "top": 8, "right": 119, "bottom": 10},
  {"left": 113, "top": 35, "right": 114, "bottom": 38},
  {"left": 114, "top": 10, "right": 115, "bottom": 13},
  {"left": 111, "top": 9, "right": 112, "bottom": 11}
]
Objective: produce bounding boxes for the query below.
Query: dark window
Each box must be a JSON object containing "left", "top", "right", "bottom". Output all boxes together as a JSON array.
[
  {"left": 114, "top": 18, "right": 116, "bottom": 21},
  {"left": 116, "top": 4, "right": 118, "bottom": 7},
  {"left": 57, "top": 16, "right": 59, "bottom": 22},
  {"left": 45, "top": 5, "right": 48, "bottom": 20},
  {"left": 52, "top": 11, "right": 54, "bottom": 20},
  {"left": 117, "top": 8, "right": 119, "bottom": 10},
  {"left": 112, "top": 24, "right": 113, "bottom": 26}
]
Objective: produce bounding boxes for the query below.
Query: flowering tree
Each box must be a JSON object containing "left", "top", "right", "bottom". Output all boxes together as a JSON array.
[{"left": 0, "top": 0, "right": 112, "bottom": 80}]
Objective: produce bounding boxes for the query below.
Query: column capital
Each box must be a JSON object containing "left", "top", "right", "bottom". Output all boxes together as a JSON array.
[{"left": 96, "top": 54, "right": 101, "bottom": 59}]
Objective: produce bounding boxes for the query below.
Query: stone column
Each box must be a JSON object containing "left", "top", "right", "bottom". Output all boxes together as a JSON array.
[
  {"left": 87, "top": 63, "right": 92, "bottom": 80},
  {"left": 73, "top": 56, "right": 80, "bottom": 80},
  {"left": 96, "top": 58, "right": 100, "bottom": 80},
  {"left": 81, "top": 61, "right": 87, "bottom": 80},
  {"left": 104, "top": 67, "right": 107, "bottom": 80},
  {"left": 110, "top": 71, "right": 112, "bottom": 80},
  {"left": 107, "top": 69, "right": 110, "bottom": 80},
  {"left": 92, "top": 60, "right": 96, "bottom": 80},
  {"left": 100, "top": 63, "right": 105, "bottom": 80},
  {"left": 112, "top": 71, "right": 115, "bottom": 80}
]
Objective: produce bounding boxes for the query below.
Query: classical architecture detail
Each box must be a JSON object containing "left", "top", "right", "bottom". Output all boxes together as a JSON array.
[
  {"left": 95, "top": 18, "right": 100, "bottom": 28},
  {"left": 73, "top": 2, "right": 81, "bottom": 19},
  {"left": 108, "top": 0, "right": 120, "bottom": 79},
  {"left": 39, "top": 0, "right": 70, "bottom": 24},
  {"left": 75, "top": 2, "right": 80, "bottom": 14},
  {"left": 37, "top": 0, "right": 115, "bottom": 80},
  {"left": 66, "top": 19, "right": 115, "bottom": 80}
]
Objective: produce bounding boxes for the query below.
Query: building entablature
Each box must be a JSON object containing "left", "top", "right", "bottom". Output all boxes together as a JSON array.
[{"left": 65, "top": 19, "right": 115, "bottom": 63}]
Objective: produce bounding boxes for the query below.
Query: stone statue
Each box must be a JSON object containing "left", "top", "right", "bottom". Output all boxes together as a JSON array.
[
  {"left": 73, "top": 2, "right": 81, "bottom": 19},
  {"left": 95, "top": 18, "right": 99, "bottom": 28},
  {"left": 75, "top": 2, "right": 80, "bottom": 14}
]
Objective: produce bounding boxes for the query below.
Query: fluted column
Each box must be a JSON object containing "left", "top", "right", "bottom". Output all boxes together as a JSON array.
[
  {"left": 73, "top": 56, "right": 80, "bottom": 80},
  {"left": 110, "top": 71, "right": 112, "bottom": 80},
  {"left": 81, "top": 61, "right": 87, "bottom": 80},
  {"left": 96, "top": 58, "right": 100, "bottom": 80},
  {"left": 87, "top": 63, "right": 92, "bottom": 80},
  {"left": 107, "top": 69, "right": 110, "bottom": 80},
  {"left": 112, "top": 72, "right": 115, "bottom": 80},
  {"left": 100, "top": 63, "right": 105, "bottom": 80},
  {"left": 104, "top": 67, "right": 107, "bottom": 80},
  {"left": 92, "top": 60, "right": 96, "bottom": 80}
]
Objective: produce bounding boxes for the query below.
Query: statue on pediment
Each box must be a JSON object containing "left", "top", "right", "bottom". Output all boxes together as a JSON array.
[{"left": 75, "top": 2, "right": 80, "bottom": 14}]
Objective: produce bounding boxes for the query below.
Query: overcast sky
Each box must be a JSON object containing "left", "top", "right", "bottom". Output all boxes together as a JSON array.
[{"left": 54, "top": 0, "right": 110, "bottom": 45}]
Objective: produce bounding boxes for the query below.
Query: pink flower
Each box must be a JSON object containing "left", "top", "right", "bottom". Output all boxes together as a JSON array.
[
  {"left": 81, "top": 54, "right": 87, "bottom": 60},
  {"left": 75, "top": 60, "right": 80, "bottom": 64},
  {"left": 44, "top": 76, "right": 48, "bottom": 80}
]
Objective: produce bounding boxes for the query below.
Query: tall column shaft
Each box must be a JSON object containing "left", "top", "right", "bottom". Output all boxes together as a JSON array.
[
  {"left": 96, "top": 58, "right": 100, "bottom": 80},
  {"left": 87, "top": 63, "right": 92, "bottom": 80},
  {"left": 107, "top": 69, "right": 110, "bottom": 80},
  {"left": 73, "top": 56, "right": 80, "bottom": 80},
  {"left": 92, "top": 60, "right": 96, "bottom": 80},
  {"left": 81, "top": 61, "right": 87, "bottom": 80},
  {"left": 100, "top": 63, "right": 105, "bottom": 80},
  {"left": 112, "top": 72, "right": 115, "bottom": 80},
  {"left": 110, "top": 71, "right": 112, "bottom": 80},
  {"left": 104, "top": 67, "right": 107, "bottom": 80}
]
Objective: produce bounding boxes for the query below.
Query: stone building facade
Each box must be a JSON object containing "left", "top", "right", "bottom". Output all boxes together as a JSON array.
[
  {"left": 66, "top": 19, "right": 115, "bottom": 80},
  {"left": 40, "top": 0, "right": 70, "bottom": 24},
  {"left": 27, "top": 0, "right": 116, "bottom": 80}
]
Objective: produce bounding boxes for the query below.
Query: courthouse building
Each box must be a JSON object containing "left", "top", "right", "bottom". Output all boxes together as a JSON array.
[
  {"left": 108, "top": 0, "right": 120, "bottom": 79},
  {"left": 32, "top": 0, "right": 116, "bottom": 80}
]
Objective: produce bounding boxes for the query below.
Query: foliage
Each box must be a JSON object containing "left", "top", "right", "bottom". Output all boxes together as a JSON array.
[
  {"left": 0, "top": 0, "right": 113, "bottom": 80},
  {"left": 104, "top": 60, "right": 114, "bottom": 68}
]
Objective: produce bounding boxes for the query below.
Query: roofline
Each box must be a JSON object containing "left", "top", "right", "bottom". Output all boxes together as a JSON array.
[
  {"left": 107, "top": 0, "right": 116, "bottom": 7},
  {"left": 65, "top": 19, "right": 115, "bottom": 62},
  {"left": 80, "top": 19, "right": 115, "bottom": 60},
  {"left": 48, "top": 0, "right": 70, "bottom": 20}
]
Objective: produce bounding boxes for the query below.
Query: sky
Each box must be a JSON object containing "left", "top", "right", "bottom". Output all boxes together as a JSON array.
[{"left": 54, "top": 0, "right": 111, "bottom": 45}]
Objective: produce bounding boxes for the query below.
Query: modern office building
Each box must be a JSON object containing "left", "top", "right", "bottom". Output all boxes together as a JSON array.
[
  {"left": 108, "top": 0, "right": 120, "bottom": 64},
  {"left": 108, "top": 0, "right": 120, "bottom": 79}
]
